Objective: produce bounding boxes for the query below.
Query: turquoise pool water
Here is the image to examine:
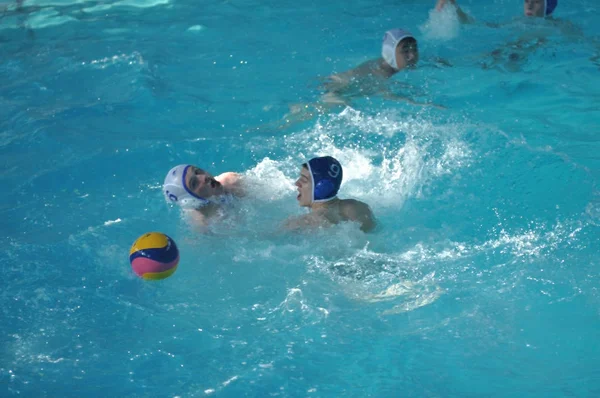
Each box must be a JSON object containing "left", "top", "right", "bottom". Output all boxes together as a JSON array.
[{"left": 1, "top": 0, "right": 600, "bottom": 396}]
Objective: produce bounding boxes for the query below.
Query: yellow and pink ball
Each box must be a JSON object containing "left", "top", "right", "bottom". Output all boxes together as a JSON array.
[{"left": 129, "top": 232, "right": 179, "bottom": 280}]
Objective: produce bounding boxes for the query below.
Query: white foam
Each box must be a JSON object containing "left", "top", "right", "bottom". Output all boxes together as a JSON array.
[
  {"left": 28, "top": 0, "right": 169, "bottom": 7},
  {"left": 82, "top": 4, "right": 114, "bottom": 12},
  {"left": 26, "top": 0, "right": 90, "bottom": 6},
  {"left": 244, "top": 157, "right": 296, "bottom": 201},
  {"left": 222, "top": 375, "right": 239, "bottom": 387},
  {"left": 27, "top": 8, "right": 78, "bottom": 29},
  {"left": 280, "top": 108, "right": 472, "bottom": 208},
  {"left": 420, "top": 4, "right": 461, "bottom": 41},
  {"left": 103, "top": 28, "right": 130, "bottom": 35},
  {"left": 187, "top": 25, "right": 206, "bottom": 32},
  {"left": 267, "top": 288, "right": 329, "bottom": 325},
  {"left": 112, "top": 0, "right": 169, "bottom": 8},
  {"left": 585, "top": 193, "right": 600, "bottom": 226},
  {"left": 82, "top": 52, "right": 146, "bottom": 70}
]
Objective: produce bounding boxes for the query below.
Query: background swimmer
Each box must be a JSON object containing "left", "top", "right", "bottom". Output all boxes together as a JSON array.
[
  {"left": 284, "top": 156, "right": 376, "bottom": 233},
  {"left": 435, "top": 0, "right": 559, "bottom": 25},
  {"left": 318, "top": 28, "right": 420, "bottom": 106},
  {"left": 275, "top": 28, "right": 444, "bottom": 130},
  {"left": 434, "top": 0, "right": 584, "bottom": 72},
  {"left": 163, "top": 164, "right": 245, "bottom": 227}
]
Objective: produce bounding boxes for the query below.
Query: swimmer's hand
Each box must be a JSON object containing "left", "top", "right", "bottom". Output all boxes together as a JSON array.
[
  {"left": 435, "top": 0, "right": 474, "bottom": 24},
  {"left": 435, "top": 0, "right": 456, "bottom": 11},
  {"left": 182, "top": 209, "right": 213, "bottom": 234},
  {"left": 319, "top": 74, "right": 354, "bottom": 95}
]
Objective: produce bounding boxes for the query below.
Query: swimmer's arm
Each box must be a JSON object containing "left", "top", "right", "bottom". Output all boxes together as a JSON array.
[
  {"left": 282, "top": 213, "right": 325, "bottom": 231},
  {"left": 557, "top": 19, "right": 585, "bottom": 40},
  {"left": 320, "top": 72, "right": 352, "bottom": 92},
  {"left": 487, "top": 35, "right": 547, "bottom": 60},
  {"left": 342, "top": 201, "right": 377, "bottom": 233},
  {"left": 430, "top": 56, "right": 453, "bottom": 68},
  {"left": 320, "top": 59, "right": 381, "bottom": 92},
  {"left": 418, "top": 56, "right": 453, "bottom": 69},
  {"left": 183, "top": 209, "right": 211, "bottom": 233},
  {"left": 435, "top": 0, "right": 475, "bottom": 24},
  {"left": 382, "top": 90, "right": 446, "bottom": 110}
]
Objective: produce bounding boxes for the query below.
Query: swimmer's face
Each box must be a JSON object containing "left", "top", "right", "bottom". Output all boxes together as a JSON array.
[
  {"left": 524, "top": 0, "right": 544, "bottom": 17},
  {"left": 295, "top": 166, "right": 313, "bottom": 207},
  {"left": 396, "top": 38, "right": 419, "bottom": 69},
  {"left": 184, "top": 166, "right": 222, "bottom": 198}
]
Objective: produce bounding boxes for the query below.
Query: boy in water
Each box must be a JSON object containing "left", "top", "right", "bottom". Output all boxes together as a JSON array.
[
  {"left": 162, "top": 164, "right": 244, "bottom": 226},
  {"left": 320, "top": 28, "right": 419, "bottom": 105},
  {"left": 284, "top": 156, "right": 376, "bottom": 233},
  {"left": 279, "top": 28, "right": 441, "bottom": 129}
]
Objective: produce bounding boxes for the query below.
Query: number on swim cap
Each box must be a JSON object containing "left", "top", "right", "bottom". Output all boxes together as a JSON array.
[
  {"left": 328, "top": 164, "right": 340, "bottom": 178},
  {"left": 165, "top": 190, "right": 178, "bottom": 202}
]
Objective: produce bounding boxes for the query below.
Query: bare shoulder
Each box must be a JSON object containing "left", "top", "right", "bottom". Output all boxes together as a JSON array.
[
  {"left": 339, "top": 199, "right": 376, "bottom": 232},
  {"left": 327, "top": 58, "right": 381, "bottom": 84},
  {"left": 216, "top": 172, "right": 240, "bottom": 184},
  {"left": 216, "top": 172, "right": 245, "bottom": 195}
]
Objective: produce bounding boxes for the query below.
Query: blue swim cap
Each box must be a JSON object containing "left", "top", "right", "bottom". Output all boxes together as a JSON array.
[
  {"left": 307, "top": 156, "right": 343, "bottom": 202},
  {"left": 545, "top": 0, "right": 557, "bottom": 15}
]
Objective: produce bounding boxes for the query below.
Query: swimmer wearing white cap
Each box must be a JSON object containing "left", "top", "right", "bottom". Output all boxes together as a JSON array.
[
  {"left": 271, "top": 28, "right": 442, "bottom": 131},
  {"left": 284, "top": 156, "right": 376, "bottom": 233},
  {"left": 162, "top": 164, "right": 244, "bottom": 226},
  {"left": 322, "top": 28, "right": 419, "bottom": 97}
]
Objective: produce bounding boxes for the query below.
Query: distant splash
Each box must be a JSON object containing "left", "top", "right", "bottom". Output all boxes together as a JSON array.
[
  {"left": 81, "top": 52, "right": 146, "bottom": 70},
  {"left": 0, "top": 0, "right": 170, "bottom": 30},
  {"left": 420, "top": 4, "right": 461, "bottom": 41}
]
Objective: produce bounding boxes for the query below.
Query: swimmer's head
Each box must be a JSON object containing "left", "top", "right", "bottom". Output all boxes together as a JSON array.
[
  {"left": 382, "top": 29, "right": 418, "bottom": 71},
  {"left": 296, "top": 156, "right": 343, "bottom": 207},
  {"left": 163, "top": 164, "right": 224, "bottom": 209},
  {"left": 524, "top": 0, "right": 557, "bottom": 17}
]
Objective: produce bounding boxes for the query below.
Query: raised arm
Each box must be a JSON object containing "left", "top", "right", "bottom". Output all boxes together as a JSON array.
[{"left": 435, "top": 0, "right": 475, "bottom": 24}]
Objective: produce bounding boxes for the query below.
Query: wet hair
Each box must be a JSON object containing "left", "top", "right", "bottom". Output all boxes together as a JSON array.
[{"left": 400, "top": 37, "right": 417, "bottom": 46}]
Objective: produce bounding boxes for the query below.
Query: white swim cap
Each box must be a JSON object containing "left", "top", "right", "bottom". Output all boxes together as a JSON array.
[
  {"left": 163, "top": 165, "right": 211, "bottom": 209},
  {"left": 382, "top": 28, "right": 415, "bottom": 70}
]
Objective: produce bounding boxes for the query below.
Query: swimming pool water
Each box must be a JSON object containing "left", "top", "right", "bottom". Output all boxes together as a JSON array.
[{"left": 1, "top": 0, "right": 600, "bottom": 396}]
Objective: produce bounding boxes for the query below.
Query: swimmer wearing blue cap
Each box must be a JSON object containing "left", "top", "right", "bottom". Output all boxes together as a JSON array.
[
  {"left": 434, "top": 0, "right": 580, "bottom": 72},
  {"left": 162, "top": 164, "right": 244, "bottom": 226},
  {"left": 284, "top": 156, "right": 376, "bottom": 233}
]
